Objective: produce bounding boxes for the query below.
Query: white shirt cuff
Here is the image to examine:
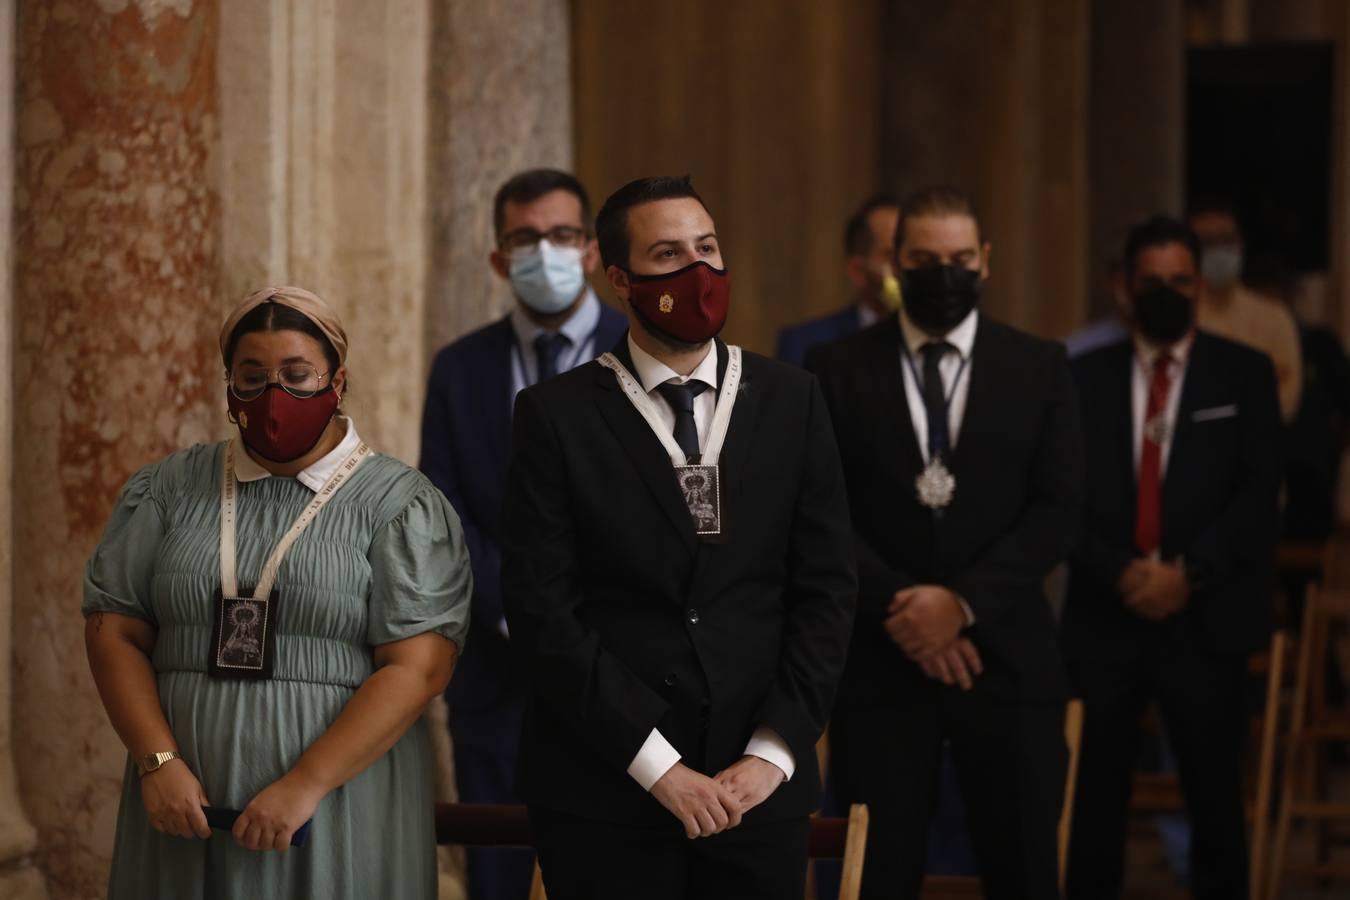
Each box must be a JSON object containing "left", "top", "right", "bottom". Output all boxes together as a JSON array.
[
  {"left": 957, "top": 597, "right": 975, "bottom": 627},
  {"left": 497, "top": 616, "right": 510, "bottom": 639},
  {"left": 744, "top": 727, "right": 795, "bottom": 781},
  {"left": 627, "top": 728, "right": 682, "bottom": 792}
]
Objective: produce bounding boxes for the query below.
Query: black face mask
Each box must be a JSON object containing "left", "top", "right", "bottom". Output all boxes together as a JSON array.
[
  {"left": 900, "top": 265, "right": 982, "bottom": 335},
  {"left": 1132, "top": 285, "right": 1194, "bottom": 344}
]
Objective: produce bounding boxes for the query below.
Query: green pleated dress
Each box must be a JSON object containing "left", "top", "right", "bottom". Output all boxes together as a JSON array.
[{"left": 83, "top": 434, "right": 471, "bottom": 900}]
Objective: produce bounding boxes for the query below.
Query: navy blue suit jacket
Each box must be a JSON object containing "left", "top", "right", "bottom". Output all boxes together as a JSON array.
[
  {"left": 776, "top": 306, "right": 862, "bottom": 367},
  {"left": 420, "top": 304, "right": 629, "bottom": 726}
]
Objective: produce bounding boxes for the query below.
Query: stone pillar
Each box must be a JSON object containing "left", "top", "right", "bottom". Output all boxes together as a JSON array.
[
  {"left": 880, "top": 0, "right": 1089, "bottom": 337},
  {"left": 425, "top": 0, "right": 573, "bottom": 360},
  {"left": 1088, "top": 0, "right": 1185, "bottom": 317},
  {"left": 12, "top": 2, "right": 221, "bottom": 896},
  {"left": 0, "top": 0, "right": 46, "bottom": 896},
  {"left": 219, "top": 0, "right": 432, "bottom": 465}
]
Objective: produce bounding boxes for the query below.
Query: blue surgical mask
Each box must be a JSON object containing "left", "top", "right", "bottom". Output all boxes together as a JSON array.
[{"left": 509, "top": 240, "right": 587, "bottom": 315}]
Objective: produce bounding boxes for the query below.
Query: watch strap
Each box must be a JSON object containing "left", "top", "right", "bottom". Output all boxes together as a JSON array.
[{"left": 137, "top": 750, "right": 181, "bottom": 777}]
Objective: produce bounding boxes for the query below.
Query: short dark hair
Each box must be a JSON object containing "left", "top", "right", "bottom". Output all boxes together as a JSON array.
[
  {"left": 895, "top": 185, "right": 980, "bottom": 247},
  {"left": 1123, "top": 214, "right": 1203, "bottom": 278},
  {"left": 1186, "top": 195, "right": 1244, "bottom": 234},
  {"left": 844, "top": 192, "right": 901, "bottom": 257},
  {"left": 493, "top": 168, "right": 591, "bottom": 239},
  {"left": 225, "top": 302, "right": 340, "bottom": 374},
  {"left": 595, "top": 175, "right": 708, "bottom": 270}
]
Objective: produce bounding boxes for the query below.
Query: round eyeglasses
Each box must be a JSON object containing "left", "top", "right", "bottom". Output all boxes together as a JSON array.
[
  {"left": 227, "top": 364, "right": 331, "bottom": 401},
  {"left": 499, "top": 225, "right": 589, "bottom": 253}
]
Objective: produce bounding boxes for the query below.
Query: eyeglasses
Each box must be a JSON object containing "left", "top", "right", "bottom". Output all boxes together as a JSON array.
[
  {"left": 499, "top": 225, "right": 589, "bottom": 253},
  {"left": 227, "top": 364, "right": 331, "bottom": 400}
]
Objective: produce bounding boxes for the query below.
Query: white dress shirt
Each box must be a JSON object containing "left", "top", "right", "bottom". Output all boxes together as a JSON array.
[
  {"left": 897, "top": 310, "right": 979, "bottom": 625},
  {"left": 898, "top": 308, "right": 978, "bottom": 464},
  {"left": 622, "top": 335, "right": 797, "bottom": 791},
  {"left": 1131, "top": 334, "right": 1193, "bottom": 477},
  {"left": 233, "top": 416, "right": 361, "bottom": 491},
  {"left": 509, "top": 288, "right": 603, "bottom": 396}
]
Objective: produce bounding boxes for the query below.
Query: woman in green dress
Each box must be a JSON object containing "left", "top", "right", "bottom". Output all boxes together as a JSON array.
[{"left": 83, "top": 286, "right": 471, "bottom": 899}]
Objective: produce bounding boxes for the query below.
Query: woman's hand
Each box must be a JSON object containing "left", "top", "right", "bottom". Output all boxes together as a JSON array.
[
  {"left": 233, "top": 773, "right": 325, "bottom": 852},
  {"left": 140, "top": 759, "right": 211, "bottom": 839}
]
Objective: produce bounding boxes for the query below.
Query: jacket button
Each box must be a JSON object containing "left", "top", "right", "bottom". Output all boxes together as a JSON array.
[
  {"left": 687, "top": 609, "right": 700, "bottom": 625},
  {"left": 664, "top": 673, "right": 678, "bottom": 687}
]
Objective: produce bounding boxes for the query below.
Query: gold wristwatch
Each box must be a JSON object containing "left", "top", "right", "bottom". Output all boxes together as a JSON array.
[{"left": 136, "top": 750, "right": 181, "bottom": 778}]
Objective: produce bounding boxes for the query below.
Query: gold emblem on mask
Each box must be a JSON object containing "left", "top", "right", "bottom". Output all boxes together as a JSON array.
[
  {"left": 239, "top": 411, "right": 249, "bottom": 429},
  {"left": 658, "top": 293, "right": 675, "bottom": 314}
]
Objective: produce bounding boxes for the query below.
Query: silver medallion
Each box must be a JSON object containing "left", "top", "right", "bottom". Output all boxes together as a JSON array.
[{"left": 915, "top": 458, "right": 956, "bottom": 510}]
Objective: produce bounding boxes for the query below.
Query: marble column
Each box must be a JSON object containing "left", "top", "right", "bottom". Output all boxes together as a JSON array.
[
  {"left": 881, "top": 0, "right": 1089, "bottom": 337},
  {"left": 0, "top": 1, "right": 47, "bottom": 896},
  {"left": 425, "top": 0, "right": 573, "bottom": 360},
  {"left": 11, "top": 1, "right": 221, "bottom": 897}
]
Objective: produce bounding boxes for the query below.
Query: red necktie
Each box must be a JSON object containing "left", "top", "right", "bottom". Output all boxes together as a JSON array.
[{"left": 1134, "top": 353, "right": 1173, "bottom": 555}]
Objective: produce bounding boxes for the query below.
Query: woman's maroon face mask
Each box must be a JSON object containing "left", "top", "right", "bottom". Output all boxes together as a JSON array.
[
  {"left": 626, "top": 260, "right": 731, "bottom": 344},
  {"left": 227, "top": 385, "right": 338, "bottom": 463}
]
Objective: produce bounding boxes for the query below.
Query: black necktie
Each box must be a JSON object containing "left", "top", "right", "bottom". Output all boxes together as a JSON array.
[
  {"left": 534, "top": 332, "right": 569, "bottom": 382},
  {"left": 920, "top": 341, "right": 954, "bottom": 459},
  {"left": 656, "top": 381, "right": 709, "bottom": 462}
]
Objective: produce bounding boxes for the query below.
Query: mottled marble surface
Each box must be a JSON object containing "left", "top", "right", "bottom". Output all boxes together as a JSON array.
[
  {"left": 11, "top": 2, "right": 219, "bottom": 897},
  {"left": 0, "top": 0, "right": 45, "bottom": 895}
]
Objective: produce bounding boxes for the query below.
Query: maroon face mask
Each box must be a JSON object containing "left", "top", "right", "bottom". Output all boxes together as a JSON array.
[
  {"left": 626, "top": 260, "right": 731, "bottom": 344},
  {"left": 227, "top": 385, "right": 339, "bottom": 463}
]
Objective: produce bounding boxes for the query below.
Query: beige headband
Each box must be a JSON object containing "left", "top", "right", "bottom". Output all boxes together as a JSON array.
[{"left": 219, "top": 286, "right": 349, "bottom": 367}]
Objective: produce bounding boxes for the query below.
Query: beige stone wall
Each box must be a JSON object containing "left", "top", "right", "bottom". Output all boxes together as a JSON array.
[{"left": 426, "top": 0, "right": 574, "bottom": 360}]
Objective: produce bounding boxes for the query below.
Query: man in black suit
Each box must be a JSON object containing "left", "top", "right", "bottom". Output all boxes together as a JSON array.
[
  {"left": 501, "top": 175, "right": 856, "bottom": 900},
  {"left": 808, "top": 185, "right": 1083, "bottom": 900},
  {"left": 1064, "top": 215, "right": 1281, "bottom": 900}
]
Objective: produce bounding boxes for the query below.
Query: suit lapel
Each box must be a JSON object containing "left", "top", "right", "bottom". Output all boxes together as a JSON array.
[
  {"left": 1107, "top": 343, "right": 1137, "bottom": 507},
  {"left": 484, "top": 317, "right": 515, "bottom": 482},
  {"left": 949, "top": 318, "right": 992, "bottom": 474},
  {"left": 1163, "top": 334, "right": 1211, "bottom": 501},
  {"left": 866, "top": 317, "right": 924, "bottom": 482},
  {"left": 593, "top": 340, "right": 699, "bottom": 557}
]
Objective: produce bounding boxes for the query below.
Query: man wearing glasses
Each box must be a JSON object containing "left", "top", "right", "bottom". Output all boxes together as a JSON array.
[{"left": 419, "top": 169, "right": 628, "bottom": 900}]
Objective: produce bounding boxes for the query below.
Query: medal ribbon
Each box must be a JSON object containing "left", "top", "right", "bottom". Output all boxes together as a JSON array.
[
  {"left": 900, "top": 345, "right": 971, "bottom": 463},
  {"left": 220, "top": 440, "right": 372, "bottom": 599},
  {"left": 598, "top": 345, "right": 743, "bottom": 467}
]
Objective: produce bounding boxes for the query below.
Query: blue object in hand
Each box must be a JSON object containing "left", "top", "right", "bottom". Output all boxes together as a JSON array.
[{"left": 202, "top": 806, "right": 313, "bottom": 847}]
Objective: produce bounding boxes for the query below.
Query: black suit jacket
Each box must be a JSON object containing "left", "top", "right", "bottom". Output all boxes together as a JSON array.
[
  {"left": 807, "top": 315, "right": 1083, "bottom": 705},
  {"left": 501, "top": 338, "right": 857, "bottom": 825},
  {"left": 1063, "top": 332, "right": 1281, "bottom": 673}
]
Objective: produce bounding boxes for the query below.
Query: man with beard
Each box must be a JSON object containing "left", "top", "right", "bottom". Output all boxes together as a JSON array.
[
  {"left": 808, "top": 185, "right": 1083, "bottom": 899},
  {"left": 1064, "top": 215, "right": 1280, "bottom": 900},
  {"left": 501, "top": 175, "right": 856, "bottom": 899}
]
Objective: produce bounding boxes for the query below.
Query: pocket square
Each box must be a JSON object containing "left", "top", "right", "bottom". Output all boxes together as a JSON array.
[{"left": 1191, "top": 404, "right": 1238, "bottom": 423}]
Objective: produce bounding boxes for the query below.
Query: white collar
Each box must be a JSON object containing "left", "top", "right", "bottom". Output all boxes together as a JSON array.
[
  {"left": 857, "top": 303, "right": 883, "bottom": 329},
  {"left": 232, "top": 416, "right": 363, "bottom": 492},
  {"left": 898, "top": 307, "right": 979, "bottom": 359},
  {"left": 509, "top": 287, "right": 601, "bottom": 351},
  {"left": 626, "top": 334, "right": 719, "bottom": 394},
  {"left": 1133, "top": 330, "right": 1195, "bottom": 369}
]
